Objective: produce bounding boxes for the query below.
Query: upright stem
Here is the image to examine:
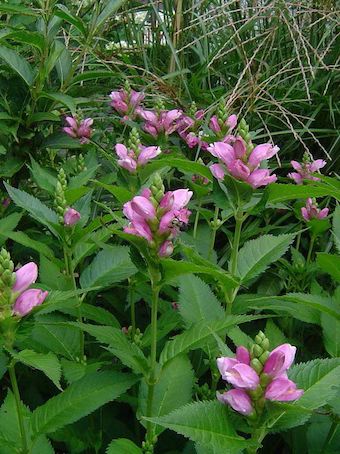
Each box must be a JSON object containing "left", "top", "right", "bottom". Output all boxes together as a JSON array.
[
  {"left": 193, "top": 199, "right": 202, "bottom": 239},
  {"left": 306, "top": 235, "right": 315, "bottom": 264},
  {"left": 9, "top": 363, "right": 28, "bottom": 454},
  {"left": 226, "top": 210, "right": 244, "bottom": 313},
  {"left": 128, "top": 279, "right": 136, "bottom": 338},
  {"left": 208, "top": 206, "right": 219, "bottom": 260},
  {"left": 146, "top": 269, "right": 161, "bottom": 444},
  {"left": 246, "top": 426, "right": 266, "bottom": 454},
  {"left": 64, "top": 245, "right": 84, "bottom": 359}
]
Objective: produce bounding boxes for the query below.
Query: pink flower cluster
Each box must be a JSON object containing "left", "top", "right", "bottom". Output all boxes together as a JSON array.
[
  {"left": 301, "top": 198, "right": 329, "bottom": 221},
  {"left": 177, "top": 110, "right": 208, "bottom": 149},
  {"left": 12, "top": 262, "right": 48, "bottom": 317},
  {"left": 208, "top": 138, "right": 279, "bottom": 188},
  {"left": 63, "top": 116, "right": 93, "bottom": 144},
  {"left": 288, "top": 159, "right": 326, "bottom": 184},
  {"left": 217, "top": 343, "right": 303, "bottom": 415},
  {"left": 139, "top": 109, "right": 182, "bottom": 137},
  {"left": 115, "top": 143, "right": 161, "bottom": 173},
  {"left": 123, "top": 188, "right": 192, "bottom": 257},
  {"left": 109, "top": 89, "right": 144, "bottom": 120}
]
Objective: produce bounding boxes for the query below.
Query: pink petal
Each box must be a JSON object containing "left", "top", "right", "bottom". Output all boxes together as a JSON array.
[
  {"left": 210, "top": 163, "right": 226, "bottom": 180},
  {"left": 138, "top": 146, "right": 161, "bottom": 165}
]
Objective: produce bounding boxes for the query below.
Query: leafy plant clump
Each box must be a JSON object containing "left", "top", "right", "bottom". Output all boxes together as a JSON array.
[{"left": 0, "top": 1, "right": 339, "bottom": 453}]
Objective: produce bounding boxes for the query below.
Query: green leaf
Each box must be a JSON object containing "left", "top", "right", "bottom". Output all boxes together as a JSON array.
[
  {"left": 69, "top": 166, "right": 99, "bottom": 189},
  {"left": 0, "top": 230, "right": 55, "bottom": 259},
  {"left": 178, "top": 275, "right": 224, "bottom": 325},
  {"left": 93, "top": 181, "right": 132, "bottom": 203},
  {"left": 268, "top": 183, "right": 340, "bottom": 203},
  {"left": 70, "top": 71, "right": 115, "bottom": 86},
  {"left": 106, "top": 439, "right": 142, "bottom": 454},
  {"left": 317, "top": 253, "right": 340, "bottom": 282},
  {"left": 140, "top": 157, "right": 212, "bottom": 182},
  {"left": 94, "top": 0, "right": 127, "bottom": 31},
  {"left": 31, "top": 371, "right": 138, "bottom": 434},
  {"left": 0, "top": 212, "right": 22, "bottom": 245},
  {"left": 333, "top": 205, "right": 340, "bottom": 254},
  {"left": 39, "top": 92, "right": 76, "bottom": 115},
  {"left": 0, "top": 390, "right": 30, "bottom": 450},
  {"left": 29, "top": 157, "right": 57, "bottom": 194},
  {"left": 0, "top": 4, "right": 38, "bottom": 15},
  {"left": 234, "top": 293, "right": 340, "bottom": 324},
  {"left": 161, "top": 258, "right": 238, "bottom": 290},
  {"left": 80, "top": 246, "right": 137, "bottom": 289},
  {"left": 6, "top": 30, "right": 45, "bottom": 52},
  {"left": 4, "top": 183, "right": 59, "bottom": 234},
  {"left": 10, "top": 349, "right": 61, "bottom": 390},
  {"left": 55, "top": 4, "right": 87, "bottom": 36},
  {"left": 139, "top": 355, "right": 194, "bottom": 434},
  {"left": 0, "top": 45, "right": 34, "bottom": 85},
  {"left": 160, "top": 315, "right": 262, "bottom": 365},
  {"left": 145, "top": 400, "right": 250, "bottom": 452},
  {"left": 321, "top": 313, "right": 340, "bottom": 357},
  {"left": 77, "top": 323, "right": 148, "bottom": 375},
  {"left": 0, "top": 157, "right": 24, "bottom": 178},
  {"left": 264, "top": 320, "right": 286, "bottom": 349},
  {"left": 236, "top": 234, "right": 294, "bottom": 283},
  {"left": 42, "top": 132, "right": 81, "bottom": 149}
]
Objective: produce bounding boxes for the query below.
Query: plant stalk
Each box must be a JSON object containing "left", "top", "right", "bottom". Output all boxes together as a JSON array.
[
  {"left": 226, "top": 210, "right": 244, "bottom": 312},
  {"left": 306, "top": 234, "right": 315, "bottom": 264},
  {"left": 9, "top": 363, "right": 29, "bottom": 454},
  {"left": 208, "top": 206, "right": 219, "bottom": 260}
]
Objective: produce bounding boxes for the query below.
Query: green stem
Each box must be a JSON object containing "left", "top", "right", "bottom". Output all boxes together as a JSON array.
[
  {"left": 193, "top": 199, "right": 202, "bottom": 239},
  {"left": 246, "top": 426, "right": 267, "bottom": 454},
  {"left": 9, "top": 363, "right": 28, "bottom": 454},
  {"left": 64, "top": 245, "right": 84, "bottom": 359},
  {"left": 146, "top": 270, "right": 161, "bottom": 444},
  {"left": 306, "top": 235, "right": 315, "bottom": 264},
  {"left": 226, "top": 210, "right": 244, "bottom": 313},
  {"left": 128, "top": 279, "right": 136, "bottom": 338},
  {"left": 208, "top": 206, "right": 219, "bottom": 260}
]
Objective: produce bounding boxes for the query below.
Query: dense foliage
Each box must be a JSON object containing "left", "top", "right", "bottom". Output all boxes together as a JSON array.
[{"left": 0, "top": 1, "right": 339, "bottom": 453}]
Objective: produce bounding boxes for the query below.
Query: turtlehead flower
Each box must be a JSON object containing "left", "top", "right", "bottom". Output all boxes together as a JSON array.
[
  {"left": 123, "top": 185, "right": 192, "bottom": 257},
  {"left": 209, "top": 114, "right": 237, "bottom": 134},
  {"left": 208, "top": 139, "right": 279, "bottom": 188},
  {"left": 115, "top": 143, "right": 161, "bottom": 173},
  {"left": 63, "top": 117, "right": 93, "bottom": 144},
  {"left": 217, "top": 341, "right": 303, "bottom": 416},
  {"left": 288, "top": 159, "right": 326, "bottom": 184},
  {"left": 301, "top": 198, "right": 329, "bottom": 221},
  {"left": 176, "top": 111, "right": 208, "bottom": 149},
  {"left": 139, "top": 109, "right": 182, "bottom": 137},
  {"left": 217, "top": 389, "right": 254, "bottom": 415},
  {"left": 109, "top": 89, "right": 144, "bottom": 119},
  {"left": 13, "top": 289, "right": 48, "bottom": 317},
  {"left": 12, "top": 262, "right": 38, "bottom": 294},
  {"left": 64, "top": 207, "right": 81, "bottom": 226}
]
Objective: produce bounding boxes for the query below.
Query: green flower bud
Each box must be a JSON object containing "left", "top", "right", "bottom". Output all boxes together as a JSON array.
[
  {"left": 259, "top": 351, "right": 269, "bottom": 365},
  {"left": 251, "top": 358, "right": 263, "bottom": 374}
]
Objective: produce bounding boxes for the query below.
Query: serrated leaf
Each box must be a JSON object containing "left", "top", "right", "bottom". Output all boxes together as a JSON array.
[
  {"left": 10, "top": 349, "right": 61, "bottom": 390},
  {"left": 4, "top": 183, "right": 59, "bottom": 235},
  {"left": 31, "top": 371, "right": 137, "bottom": 434},
  {"left": 106, "top": 439, "right": 142, "bottom": 454},
  {"left": 178, "top": 275, "right": 224, "bottom": 326},
  {"left": 0, "top": 390, "right": 30, "bottom": 450},
  {"left": 76, "top": 323, "right": 148, "bottom": 375},
  {"left": 139, "top": 355, "right": 194, "bottom": 435},
  {"left": 268, "top": 183, "right": 340, "bottom": 203},
  {"left": 236, "top": 234, "right": 294, "bottom": 283},
  {"left": 0, "top": 230, "right": 55, "bottom": 259},
  {"left": 333, "top": 205, "right": 340, "bottom": 254},
  {"left": 139, "top": 157, "right": 212, "bottom": 182},
  {"left": 145, "top": 400, "right": 250, "bottom": 452},
  {"left": 80, "top": 246, "right": 137, "bottom": 289},
  {"left": 264, "top": 320, "right": 286, "bottom": 349},
  {"left": 160, "top": 315, "right": 262, "bottom": 365}
]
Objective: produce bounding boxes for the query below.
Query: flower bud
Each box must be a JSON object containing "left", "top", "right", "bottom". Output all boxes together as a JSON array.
[
  {"left": 13, "top": 289, "right": 48, "bottom": 317},
  {"left": 64, "top": 207, "right": 81, "bottom": 226},
  {"left": 12, "top": 262, "right": 38, "bottom": 294},
  {"left": 250, "top": 358, "right": 263, "bottom": 375}
]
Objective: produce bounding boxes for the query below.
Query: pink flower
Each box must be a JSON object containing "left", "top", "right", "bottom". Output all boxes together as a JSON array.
[
  {"left": 159, "top": 240, "right": 174, "bottom": 257},
  {"left": 115, "top": 143, "right": 161, "bottom": 172},
  {"left": 209, "top": 114, "right": 238, "bottom": 134},
  {"left": 288, "top": 159, "right": 326, "bottom": 184},
  {"left": 263, "top": 344, "right": 296, "bottom": 378},
  {"left": 217, "top": 389, "right": 254, "bottom": 415},
  {"left": 140, "top": 109, "right": 182, "bottom": 137},
  {"left": 210, "top": 163, "right": 226, "bottom": 180},
  {"left": 301, "top": 198, "right": 329, "bottom": 221},
  {"left": 64, "top": 208, "right": 81, "bottom": 226},
  {"left": 13, "top": 289, "right": 48, "bottom": 316},
  {"left": 265, "top": 377, "right": 304, "bottom": 402},
  {"left": 12, "top": 262, "right": 38, "bottom": 294},
  {"left": 109, "top": 89, "right": 144, "bottom": 118},
  {"left": 222, "top": 363, "right": 260, "bottom": 390},
  {"left": 208, "top": 140, "right": 278, "bottom": 188},
  {"left": 63, "top": 116, "right": 93, "bottom": 144},
  {"left": 123, "top": 185, "right": 192, "bottom": 256},
  {"left": 236, "top": 346, "right": 251, "bottom": 365}
]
